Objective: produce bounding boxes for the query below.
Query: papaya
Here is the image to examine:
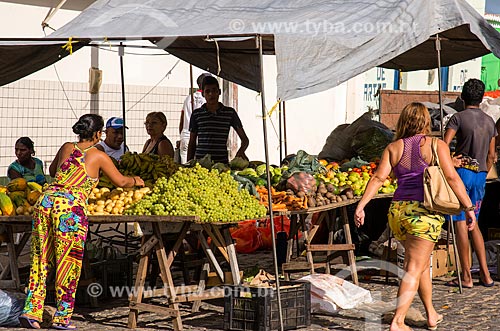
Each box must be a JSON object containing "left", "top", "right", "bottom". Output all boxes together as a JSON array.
[
  {"left": 9, "top": 192, "right": 29, "bottom": 209},
  {"left": 8, "top": 190, "right": 26, "bottom": 201},
  {"left": 7, "top": 178, "right": 27, "bottom": 192},
  {"left": 27, "top": 182, "right": 43, "bottom": 193},
  {"left": 0, "top": 192, "right": 15, "bottom": 216},
  {"left": 27, "top": 190, "right": 42, "bottom": 205}
]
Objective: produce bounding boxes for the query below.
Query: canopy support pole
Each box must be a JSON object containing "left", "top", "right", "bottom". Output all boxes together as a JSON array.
[
  {"left": 119, "top": 42, "right": 129, "bottom": 253},
  {"left": 190, "top": 64, "right": 195, "bottom": 113},
  {"left": 258, "top": 35, "right": 284, "bottom": 331},
  {"left": 283, "top": 101, "right": 288, "bottom": 157},
  {"left": 279, "top": 102, "right": 283, "bottom": 162},
  {"left": 436, "top": 33, "right": 463, "bottom": 294},
  {"left": 436, "top": 35, "right": 445, "bottom": 139}
]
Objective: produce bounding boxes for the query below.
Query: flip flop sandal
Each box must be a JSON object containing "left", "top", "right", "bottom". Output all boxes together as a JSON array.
[
  {"left": 479, "top": 280, "right": 495, "bottom": 287},
  {"left": 428, "top": 315, "right": 443, "bottom": 330},
  {"left": 444, "top": 279, "right": 472, "bottom": 289},
  {"left": 18, "top": 316, "right": 41, "bottom": 329},
  {"left": 52, "top": 322, "right": 77, "bottom": 330}
]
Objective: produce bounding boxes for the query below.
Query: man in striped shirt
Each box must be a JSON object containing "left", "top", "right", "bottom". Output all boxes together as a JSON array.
[{"left": 187, "top": 76, "right": 249, "bottom": 164}]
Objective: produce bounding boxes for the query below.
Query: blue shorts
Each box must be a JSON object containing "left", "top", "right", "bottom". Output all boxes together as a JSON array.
[{"left": 450, "top": 168, "right": 486, "bottom": 221}]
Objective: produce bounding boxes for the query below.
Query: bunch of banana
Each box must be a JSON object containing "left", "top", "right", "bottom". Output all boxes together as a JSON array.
[{"left": 119, "top": 152, "right": 179, "bottom": 185}]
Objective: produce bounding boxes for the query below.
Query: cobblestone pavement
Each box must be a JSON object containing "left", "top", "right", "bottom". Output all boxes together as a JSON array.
[{"left": 5, "top": 251, "right": 500, "bottom": 330}]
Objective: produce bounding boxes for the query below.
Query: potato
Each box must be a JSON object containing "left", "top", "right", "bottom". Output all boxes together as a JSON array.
[
  {"left": 95, "top": 192, "right": 102, "bottom": 199},
  {"left": 99, "top": 187, "right": 110, "bottom": 194},
  {"left": 92, "top": 187, "right": 100, "bottom": 194},
  {"left": 105, "top": 204, "right": 113, "bottom": 212},
  {"left": 96, "top": 200, "right": 105, "bottom": 206},
  {"left": 112, "top": 207, "right": 120, "bottom": 214},
  {"left": 95, "top": 205, "right": 104, "bottom": 212}
]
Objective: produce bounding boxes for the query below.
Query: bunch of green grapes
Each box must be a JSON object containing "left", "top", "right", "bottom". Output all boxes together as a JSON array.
[{"left": 124, "top": 164, "right": 266, "bottom": 222}]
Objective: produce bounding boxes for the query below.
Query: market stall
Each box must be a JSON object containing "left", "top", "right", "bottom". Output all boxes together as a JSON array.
[{"left": 1, "top": 1, "right": 500, "bottom": 330}]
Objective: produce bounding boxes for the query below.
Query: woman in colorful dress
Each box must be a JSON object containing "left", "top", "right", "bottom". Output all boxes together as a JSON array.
[
  {"left": 354, "top": 103, "right": 475, "bottom": 331},
  {"left": 142, "top": 111, "right": 174, "bottom": 157},
  {"left": 8, "top": 137, "right": 47, "bottom": 185},
  {"left": 19, "top": 114, "right": 144, "bottom": 330}
]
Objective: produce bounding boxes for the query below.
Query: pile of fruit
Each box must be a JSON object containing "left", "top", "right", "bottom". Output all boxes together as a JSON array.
[
  {"left": 316, "top": 161, "right": 396, "bottom": 196},
  {"left": 99, "top": 152, "right": 178, "bottom": 189},
  {"left": 0, "top": 178, "right": 42, "bottom": 216},
  {"left": 256, "top": 185, "right": 307, "bottom": 211},
  {"left": 125, "top": 164, "right": 267, "bottom": 222},
  {"left": 87, "top": 186, "right": 151, "bottom": 215}
]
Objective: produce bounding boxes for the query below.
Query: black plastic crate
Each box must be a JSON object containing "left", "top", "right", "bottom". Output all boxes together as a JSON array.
[{"left": 224, "top": 281, "right": 311, "bottom": 331}]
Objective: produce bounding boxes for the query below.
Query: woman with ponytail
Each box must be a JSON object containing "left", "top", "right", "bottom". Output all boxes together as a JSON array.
[{"left": 19, "top": 114, "right": 144, "bottom": 329}]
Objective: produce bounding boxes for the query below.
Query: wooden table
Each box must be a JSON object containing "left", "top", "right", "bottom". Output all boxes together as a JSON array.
[
  {"left": 0, "top": 215, "right": 241, "bottom": 331},
  {"left": 282, "top": 193, "right": 393, "bottom": 284}
]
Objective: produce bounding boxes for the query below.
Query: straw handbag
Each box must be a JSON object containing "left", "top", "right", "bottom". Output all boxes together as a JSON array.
[{"left": 423, "top": 138, "right": 462, "bottom": 215}]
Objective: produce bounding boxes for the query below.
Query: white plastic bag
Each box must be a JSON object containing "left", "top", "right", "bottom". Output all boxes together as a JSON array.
[
  {"left": 299, "top": 274, "right": 372, "bottom": 314},
  {"left": 480, "top": 97, "right": 500, "bottom": 122}
]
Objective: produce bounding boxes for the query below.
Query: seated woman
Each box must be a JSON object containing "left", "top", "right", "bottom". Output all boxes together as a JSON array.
[
  {"left": 7, "top": 137, "right": 46, "bottom": 185},
  {"left": 142, "top": 112, "right": 174, "bottom": 157}
]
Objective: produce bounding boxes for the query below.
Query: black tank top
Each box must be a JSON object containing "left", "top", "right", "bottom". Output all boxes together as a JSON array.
[{"left": 147, "top": 135, "right": 169, "bottom": 155}]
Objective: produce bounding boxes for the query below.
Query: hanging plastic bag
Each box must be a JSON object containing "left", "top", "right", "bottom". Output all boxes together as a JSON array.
[
  {"left": 230, "top": 220, "right": 262, "bottom": 254},
  {"left": 257, "top": 216, "right": 300, "bottom": 250}
]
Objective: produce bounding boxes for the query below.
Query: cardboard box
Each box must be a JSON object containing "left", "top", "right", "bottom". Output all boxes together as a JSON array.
[
  {"left": 432, "top": 244, "right": 456, "bottom": 278},
  {"left": 488, "top": 228, "right": 500, "bottom": 241}
]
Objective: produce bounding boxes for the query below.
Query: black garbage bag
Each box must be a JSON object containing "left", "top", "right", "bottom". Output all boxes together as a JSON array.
[{"left": 319, "top": 113, "right": 393, "bottom": 162}]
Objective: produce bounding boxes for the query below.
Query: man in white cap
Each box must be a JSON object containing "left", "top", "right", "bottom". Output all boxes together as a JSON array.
[
  {"left": 96, "top": 117, "right": 128, "bottom": 160},
  {"left": 178, "top": 73, "right": 212, "bottom": 164}
]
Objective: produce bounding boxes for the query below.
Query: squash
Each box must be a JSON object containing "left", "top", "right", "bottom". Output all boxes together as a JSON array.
[
  {"left": 7, "top": 178, "right": 27, "bottom": 192},
  {"left": 0, "top": 193, "right": 15, "bottom": 216},
  {"left": 0, "top": 186, "right": 7, "bottom": 193},
  {"left": 27, "top": 190, "right": 42, "bottom": 205}
]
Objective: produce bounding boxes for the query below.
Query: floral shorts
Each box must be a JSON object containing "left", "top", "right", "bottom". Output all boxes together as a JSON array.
[{"left": 388, "top": 201, "right": 445, "bottom": 243}]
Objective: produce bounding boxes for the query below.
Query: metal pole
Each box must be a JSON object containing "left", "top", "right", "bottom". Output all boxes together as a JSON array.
[
  {"left": 283, "top": 101, "right": 288, "bottom": 157},
  {"left": 278, "top": 102, "right": 283, "bottom": 163},
  {"left": 436, "top": 33, "right": 462, "bottom": 293},
  {"left": 435, "top": 35, "right": 445, "bottom": 139},
  {"left": 258, "top": 35, "right": 284, "bottom": 331},
  {"left": 119, "top": 42, "right": 128, "bottom": 253},
  {"left": 189, "top": 64, "right": 195, "bottom": 113}
]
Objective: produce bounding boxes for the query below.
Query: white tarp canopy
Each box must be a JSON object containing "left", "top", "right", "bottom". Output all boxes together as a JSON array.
[{"left": 1, "top": 0, "right": 500, "bottom": 100}]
